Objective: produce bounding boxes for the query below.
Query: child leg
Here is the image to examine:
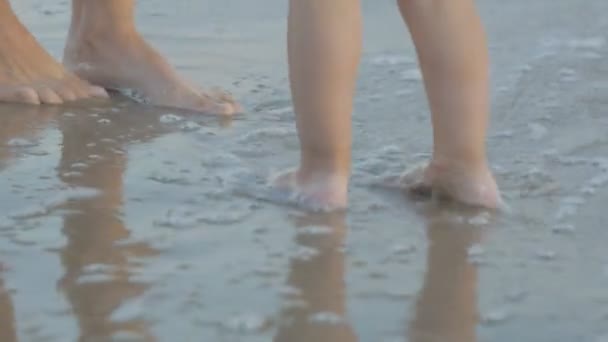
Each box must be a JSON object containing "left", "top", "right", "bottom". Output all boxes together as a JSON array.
[
  {"left": 273, "top": 0, "right": 362, "bottom": 210},
  {"left": 397, "top": 0, "right": 501, "bottom": 208}
]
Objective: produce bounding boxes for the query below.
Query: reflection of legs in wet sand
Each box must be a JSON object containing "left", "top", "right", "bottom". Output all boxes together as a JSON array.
[
  {"left": 0, "top": 106, "right": 54, "bottom": 342},
  {"left": 0, "top": 0, "right": 238, "bottom": 114},
  {"left": 0, "top": 275, "right": 17, "bottom": 342},
  {"left": 408, "top": 213, "right": 481, "bottom": 342},
  {"left": 57, "top": 119, "right": 157, "bottom": 341},
  {"left": 274, "top": 214, "right": 357, "bottom": 342},
  {"left": 274, "top": 0, "right": 500, "bottom": 210}
]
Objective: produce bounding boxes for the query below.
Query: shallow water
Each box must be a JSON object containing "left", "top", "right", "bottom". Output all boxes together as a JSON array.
[{"left": 2, "top": 0, "right": 608, "bottom": 341}]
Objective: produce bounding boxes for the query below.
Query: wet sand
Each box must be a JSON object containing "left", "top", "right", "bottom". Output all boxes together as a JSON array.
[{"left": 2, "top": 0, "right": 608, "bottom": 341}]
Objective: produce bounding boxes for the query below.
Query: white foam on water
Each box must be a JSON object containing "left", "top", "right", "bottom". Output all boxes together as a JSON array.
[
  {"left": 120, "top": 88, "right": 149, "bottom": 104},
  {"left": 480, "top": 308, "right": 511, "bottom": 326},
  {"left": 147, "top": 172, "right": 191, "bottom": 186},
  {"left": 237, "top": 126, "right": 296, "bottom": 144},
  {"left": 267, "top": 106, "right": 293, "bottom": 116},
  {"left": 7, "top": 138, "right": 36, "bottom": 147},
  {"left": 297, "top": 226, "right": 332, "bottom": 236},
  {"left": 552, "top": 224, "right": 576, "bottom": 235},
  {"left": 88, "top": 154, "right": 103, "bottom": 161},
  {"left": 290, "top": 246, "right": 320, "bottom": 261},
  {"left": 200, "top": 152, "right": 243, "bottom": 169},
  {"left": 528, "top": 123, "right": 548, "bottom": 140},
  {"left": 278, "top": 285, "right": 302, "bottom": 297},
  {"left": 369, "top": 54, "right": 411, "bottom": 66},
  {"left": 308, "top": 311, "right": 345, "bottom": 326},
  {"left": 77, "top": 273, "right": 115, "bottom": 284},
  {"left": 110, "top": 299, "right": 145, "bottom": 323},
  {"left": 154, "top": 207, "right": 200, "bottom": 229},
  {"left": 61, "top": 171, "right": 83, "bottom": 178},
  {"left": 535, "top": 249, "right": 557, "bottom": 261},
  {"left": 8, "top": 187, "right": 101, "bottom": 219},
  {"left": 159, "top": 114, "right": 183, "bottom": 124},
  {"left": 180, "top": 121, "right": 201, "bottom": 132},
  {"left": 97, "top": 118, "right": 111, "bottom": 125},
  {"left": 468, "top": 212, "right": 491, "bottom": 226},
  {"left": 390, "top": 243, "right": 417, "bottom": 256},
  {"left": 467, "top": 244, "right": 485, "bottom": 262},
  {"left": 70, "top": 162, "right": 89, "bottom": 170},
  {"left": 280, "top": 298, "right": 308, "bottom": 310},
  {"left": 223, "top": 313, "right": 269, "bottom": 333},
  {"left": 394, "top": 89, "right": 413, "bottom": 96},
  {"left": 82, "top": 263, "right": 116, "bottom": 274},
  {"left": 401, "top": 68, "right": 423, "bottom": 82}
]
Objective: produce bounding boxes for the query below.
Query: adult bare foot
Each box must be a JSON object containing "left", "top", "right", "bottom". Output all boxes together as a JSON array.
[
  {"left": 399, "top": 159, "right": 502, "bottom": 209},
  {"left": 64, "top": 29, "right": 239, "bottom": 115},
  {"left": 0, "top": 5, "right": 108, "bottom": 105},
  {"left": 271, "top": 168, "right": 349, "bottom": 212}
]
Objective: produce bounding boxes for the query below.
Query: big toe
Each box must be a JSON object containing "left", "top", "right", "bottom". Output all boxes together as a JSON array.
[{"left": 88, "top": 85, "right": 109, "bottom": 98}]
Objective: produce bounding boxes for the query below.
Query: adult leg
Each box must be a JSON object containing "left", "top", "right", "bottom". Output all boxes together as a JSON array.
[
  {"left": 397, "top": 0, "right": 501, "bottom": 208},
  {"left": 273, "top": 0, "right": 362, "bottom": 210},
  {"left": 64, "top": 0, "right": 239, "bottom": 115},
  {"left": 0, "top": 0, "right": 107, "bottom": 105}
]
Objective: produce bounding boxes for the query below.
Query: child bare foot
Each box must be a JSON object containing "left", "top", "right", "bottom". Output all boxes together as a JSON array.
[
  {"left": 271, "top": 168, "right": 349, "bottom": 212},
  {"left": 0, "top": 5, "right": 107, "bottom": 105},
  {"left": 399, "top": 159, "right": 502, "bottom": 209},
  {"left": 64, "top": 28, "right": 239, "bottom": 115}
]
